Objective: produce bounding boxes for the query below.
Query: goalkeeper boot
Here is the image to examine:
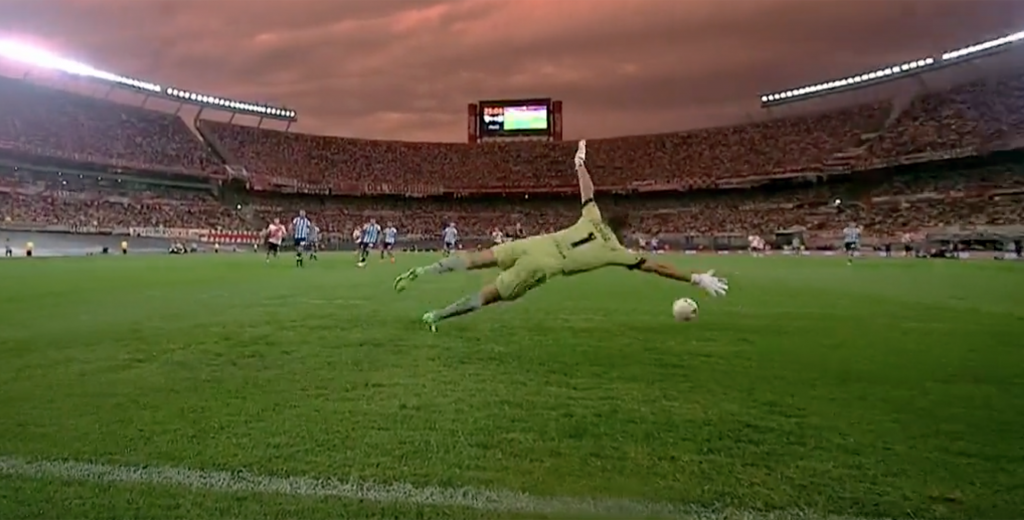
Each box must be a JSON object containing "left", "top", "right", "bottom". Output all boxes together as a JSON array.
[
  {"left": 394, "top": 267, "right": 424, "bottom": 293},
  {"left": 422, "top": 311, "right": 439, "bottom": 332}
]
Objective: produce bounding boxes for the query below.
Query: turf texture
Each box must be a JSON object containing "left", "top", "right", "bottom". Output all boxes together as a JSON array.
[{"left": 0, "top": 252, "right": 1021, "bottom": 519}]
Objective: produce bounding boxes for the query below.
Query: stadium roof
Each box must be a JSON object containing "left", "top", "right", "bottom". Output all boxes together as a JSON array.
[
  {"left": 760, "top": 29, "right": 1024, "bottom": 107},
  {"left": 0, "top": 39, "right": 297, "bottom": 122}
]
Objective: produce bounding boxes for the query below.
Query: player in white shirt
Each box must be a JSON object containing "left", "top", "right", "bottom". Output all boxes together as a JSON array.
[
  {"left": 901, "top": 232, "right": 914, "bottom": 257},
  {"left": 352, "top": 226, "right": 363, "bottom": 258},
  {"left": 264, "top": 218, "right": 287, "bottom": 263},
  {"left": 748, "top": 235, "right": 766, "bottom": 257},
  {"left": 491, "top": 228, "right": 505, "bottom": 245},
  {"left": 647, "top": 236, "right": 660, "bottom": 253},
  {"left": 842, "top": 223, "right": 862, "bottom": 265}
]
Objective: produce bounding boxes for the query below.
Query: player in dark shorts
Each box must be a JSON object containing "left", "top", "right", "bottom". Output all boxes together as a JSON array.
[{"left": 842, "top": 223, "right": 861, "bottom": 265}]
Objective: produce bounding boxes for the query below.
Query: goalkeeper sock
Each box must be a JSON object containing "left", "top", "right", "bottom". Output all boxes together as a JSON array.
[
  {"left": 433, "top": 294, "right": 483, "bottom": 321},
  {"left": 422, "top": 255, "right": 467, "bottom": 275}
]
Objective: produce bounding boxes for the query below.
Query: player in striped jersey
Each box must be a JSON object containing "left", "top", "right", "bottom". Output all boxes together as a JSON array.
[
  {"left": 394, "top": 140, "right": 728, "bottom": 331},
  {"left": 441, "top": 223, "right": 458, "bottom": 256},
  {"left": 291, "top": 210, "right": 313, "bottom": 267},
  {"left": 381, "top": 223, "right": 398, "bottom": 262},
  {"left": 842, "top": 222, "right": 862, "bottom": 265},
  {"left": 358, "top": 219, "right": 381, "bottom": 267}
]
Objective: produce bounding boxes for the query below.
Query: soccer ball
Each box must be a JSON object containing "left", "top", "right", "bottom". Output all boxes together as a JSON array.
[{"left": 672, "top": 297, "right": 699, "bottom": 321}]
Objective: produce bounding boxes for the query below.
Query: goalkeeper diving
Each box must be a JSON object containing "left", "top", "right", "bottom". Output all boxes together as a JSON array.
[{"left": 394, "top": 140, "right": 729, "bottom": 331}]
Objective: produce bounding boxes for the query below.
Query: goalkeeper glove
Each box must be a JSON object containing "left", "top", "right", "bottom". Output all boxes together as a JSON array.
[
  {"left": 691, "top": 269, "right": 728, "bottom": 297},
  {"left": 574, "top": 139, "right": 586, "bottom": 168}
]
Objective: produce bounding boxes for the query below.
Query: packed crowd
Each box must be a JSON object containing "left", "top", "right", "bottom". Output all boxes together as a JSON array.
[
  {"left": 198, "top": 70, "right": 1024, "bottom": 190},
  {"left": 2, "top": 67, "right": 1024, "bottom": 239},
  {"left": 858, "top": 74, "right": 1024, "bottom": 166},
  {"left": 0, "top": 165, "right": 243, "bottom": 230},
  {"left": 0, "top": 77, "right": 218, "bottom": 175},
  {"left": 199, "top": 102, "right": 889, "bottom": 190},
  {"left": 1, "top": 69, "right": 1024, "bottom": 191},
  {"left": 228, "top": 156, "right": 1023, "bottom": 238},
  {"left": 2, "top": 158, "right": 1021, "bottom": 239},
  {"left": 0, "top": 192, "right": 244, "bottom": 230}
]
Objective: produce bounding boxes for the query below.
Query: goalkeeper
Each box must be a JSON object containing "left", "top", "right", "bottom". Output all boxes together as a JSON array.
[{"left": 394, "top": 140, "right": 729, "bottom": 331}]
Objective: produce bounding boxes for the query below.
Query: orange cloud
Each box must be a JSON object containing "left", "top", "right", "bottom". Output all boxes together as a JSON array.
[{"left": 0, "top": 0, "right": 1017, "bottom": 141}]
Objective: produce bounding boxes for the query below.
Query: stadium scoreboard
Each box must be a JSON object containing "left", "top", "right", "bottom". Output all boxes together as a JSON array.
[{"left": 467, "top": 98, "right": 562, "bottom": 142}]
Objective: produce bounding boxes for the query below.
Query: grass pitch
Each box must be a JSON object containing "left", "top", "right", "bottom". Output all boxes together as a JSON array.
[{"left": 0, "top": 252, "right": 1021, "bottom": 520}]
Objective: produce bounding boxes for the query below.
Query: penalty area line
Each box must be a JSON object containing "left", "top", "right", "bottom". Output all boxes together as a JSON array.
[{"left": 0, "top": 455, "right": 885, "bottom": 520}]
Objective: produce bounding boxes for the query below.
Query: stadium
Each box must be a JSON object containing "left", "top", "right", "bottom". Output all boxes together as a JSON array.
[{"left": 0, "top": 23, "right": 1022, "bottom": 520}]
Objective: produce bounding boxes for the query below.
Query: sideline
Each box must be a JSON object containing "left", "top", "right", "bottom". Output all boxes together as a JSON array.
[{"left": 0, "top": 455, "right": 884, "bottom": 520}]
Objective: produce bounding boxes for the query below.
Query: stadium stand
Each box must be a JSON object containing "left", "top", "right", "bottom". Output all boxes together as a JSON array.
[
  {"left": 198, "top": 101, "right": 891, "bottom": 191},
  {"left": 0, "top": 76, "right": 219, "bottom": 176},
  {"left": 1, "top": 67, "right": 1024, "bottom": 248}
]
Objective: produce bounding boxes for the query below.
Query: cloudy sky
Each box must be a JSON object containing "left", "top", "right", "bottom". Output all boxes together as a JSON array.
[{"left": 1, "top": 0, "right": 1021, "bottom": 142}]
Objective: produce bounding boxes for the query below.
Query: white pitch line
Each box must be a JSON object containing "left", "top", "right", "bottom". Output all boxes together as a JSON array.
[{"left": 0, "top": 455, "right": 887, "bottom": 520}]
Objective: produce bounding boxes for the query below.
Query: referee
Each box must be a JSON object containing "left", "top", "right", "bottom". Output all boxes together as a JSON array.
[{"left": 291, "top": 210, "right": 313, "bottom": 267}]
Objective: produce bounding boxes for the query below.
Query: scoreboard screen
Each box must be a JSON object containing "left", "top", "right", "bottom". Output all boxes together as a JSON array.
[{"left": 478, "top": 99, "right": 551, "bottom": 137}]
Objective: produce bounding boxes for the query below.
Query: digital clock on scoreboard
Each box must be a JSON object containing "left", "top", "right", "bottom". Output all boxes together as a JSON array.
[{"left": 478, "top": 99, "right": 552, "bottom": 137}]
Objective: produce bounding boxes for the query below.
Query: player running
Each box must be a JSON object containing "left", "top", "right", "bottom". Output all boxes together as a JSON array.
[
  {"left": 394, "top": 140, "right": 729, "bottom": 331},
  {"left": 441, "top": 222, "right": 458, "bottom": 256},
  {"left": 748, "top": 235, "right": 766, "bottom": 257},
  {"left": 307, "top": 223, "right": 320, "bottom": 261},
  {"left": 648, "top": 236, "right": 660, "bottom": 253},
  {"left": 381, "top": 223, "right": 398, "bottom": 262},
  {"left": 843, "top": 222, "right": 862, "bottom": 265},
  {"left": 264, "top": 218, "right": 286, "bottom": 263},
  {"left": 291, "top": 210, "right": 313, "bottom": 267},
  {"left": 358, "top": 219, "right": 381, "bottom": 267}
]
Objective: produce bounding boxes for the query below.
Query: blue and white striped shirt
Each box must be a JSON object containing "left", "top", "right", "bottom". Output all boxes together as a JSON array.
[
  {"left": 383, "top": 226, "right": 398, "bottom": 244},
  {"left": 442, "top": 225, "right": 458, "bottom": 244},
  {"left": 361, "top": 223, "right": 381, "bottom": 244},
  {"left": 843, "top": 226, "right": 861, "bottom": 244},
  {"left": 292, "top": 216, "right": 312, "bottom": 240}
]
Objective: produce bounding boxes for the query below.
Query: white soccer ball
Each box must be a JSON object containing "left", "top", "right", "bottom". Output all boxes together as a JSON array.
[{"left": 672, "top": 297, "right": 699, "bottom": 321}]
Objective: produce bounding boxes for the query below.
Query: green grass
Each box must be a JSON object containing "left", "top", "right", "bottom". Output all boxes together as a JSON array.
[{"left": 0, "top": 252, "right": 1022, "bottom": 519}]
